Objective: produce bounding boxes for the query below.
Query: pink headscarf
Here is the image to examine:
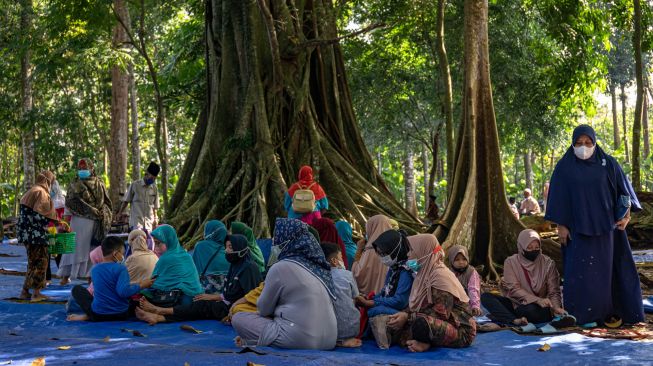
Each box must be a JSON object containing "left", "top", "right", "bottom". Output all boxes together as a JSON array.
[
  {"left": 502, "top": 229, "right": 553, "bottom": 297},
  {"left": 351, "top": 215, "right": 393, "bottom": 294},
  {"left": 87, "top": 246, "right": 105, "bottom": 295},
  {"left": 407, "top": 234, "right": 469, "bottom": 312}
]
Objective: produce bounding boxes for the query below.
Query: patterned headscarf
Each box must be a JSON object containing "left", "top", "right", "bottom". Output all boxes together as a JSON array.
[{"left": 274, "top": 218, "right": 336, "bottom": 300}]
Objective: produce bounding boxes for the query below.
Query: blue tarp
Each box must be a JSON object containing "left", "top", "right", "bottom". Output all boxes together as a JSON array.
[{"left": 2, "top": 243, "right": 653, "bottom": 365}]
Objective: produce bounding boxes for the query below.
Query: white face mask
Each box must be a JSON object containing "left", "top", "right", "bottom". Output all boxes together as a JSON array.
[
  {"left": 573, "top": 145, "right": 595, "bottom": 160},
  {"left": 380, "top": 255, "right": 396, "bottom": 267}
]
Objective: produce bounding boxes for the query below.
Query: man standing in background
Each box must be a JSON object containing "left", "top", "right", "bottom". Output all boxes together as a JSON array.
[{"left": 118, "top": 162, "right": 160, "bottom": 231}]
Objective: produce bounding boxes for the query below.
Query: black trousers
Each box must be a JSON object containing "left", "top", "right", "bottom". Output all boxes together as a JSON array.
[
  {"left": 164, "top": 300, "right": 230, "bottom": 322},
  {"left": 46, "top": 254, "right": 62, "bottom": 281},
  {"left": 72, "top": 285, "right": 133, "bottom": 322},
  {"left": 481, "top": 293, "right": 552, "bottom": 324}
]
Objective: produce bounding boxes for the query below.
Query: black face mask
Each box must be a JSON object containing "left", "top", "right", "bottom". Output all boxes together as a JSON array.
[
  {"left": 522, "top": 249, "right": 540, "bottom": 262},
  {"left": 453, "top": 265, "right": 468, "bottom": 274},
  {"left": 225, "top": 252, "right": 241, "bottom": 264}
]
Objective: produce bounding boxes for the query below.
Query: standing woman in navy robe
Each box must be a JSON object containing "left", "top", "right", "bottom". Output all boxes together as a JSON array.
[{"left": 545, "top": 125, "right": 644, "bottom": 326}]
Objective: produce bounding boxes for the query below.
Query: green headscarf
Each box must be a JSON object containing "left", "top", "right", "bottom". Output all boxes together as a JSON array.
[
  {"left": 192, "top": 220, "right": 229, "bottom": 276},
  {"left": 151, "top": 224, "right": 203, "bottom": 297},
  {"left": 230, "top": 221, "right": 265, "bottom": 273}
]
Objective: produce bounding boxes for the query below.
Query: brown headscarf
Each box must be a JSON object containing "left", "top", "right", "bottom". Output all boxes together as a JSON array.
[
  {"left": 20, "top": 171, "right": 57, "bottom": 220},
  {"left": 447, "top": 245, "right": 475, "bottom": 292},
  {"left": 408, "top": 234, "right": 469, "bottom": 312},
  {"left": 351, "top": 215, "right": 393, "bottom": 294},
  {"left": 66, "top": 158, "right": 113, "bottom": 243},
  {"left": 501, "top": 229, "right": 555, "bottom": 303},
  {"left": 125, "top": 229, "right": 158, "bottom": 284}
]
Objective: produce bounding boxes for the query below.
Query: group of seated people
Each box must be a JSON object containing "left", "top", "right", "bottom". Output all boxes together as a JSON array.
[{"left": 65, "top": 212, "right": 574, "bottom": 353}]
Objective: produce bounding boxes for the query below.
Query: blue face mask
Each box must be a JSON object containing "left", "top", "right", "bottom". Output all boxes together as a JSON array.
[
  {"left": 144, "top": 177, "right": 155, "bottom": 185},
  {"left": 406, "top": 259, "right": 421, "bottom": 272},
  {"left": 50, "top": 190, "right": 56, "bottom": 198},
  {"left": 78, "top": 170, "right": 91, "bottom": 179}
]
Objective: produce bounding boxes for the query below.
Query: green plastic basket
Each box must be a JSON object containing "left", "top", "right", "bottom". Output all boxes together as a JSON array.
[{"left": 48, "top": 232, "right": 76, "bottom": 254}]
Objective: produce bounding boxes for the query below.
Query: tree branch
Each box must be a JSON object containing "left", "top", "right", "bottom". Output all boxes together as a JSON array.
[{"left": 297, "top": 22, "right": 387, "bottom": 49}]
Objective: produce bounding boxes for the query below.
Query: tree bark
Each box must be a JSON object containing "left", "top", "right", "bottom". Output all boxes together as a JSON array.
[
  {"left": 434, "top": 0, "right": 540, "bottom": 279},
  {"left": 168, "top": 0, "right": 419, "bottom": 243},
  {"left": 523, "top": 149, "right": 533, "bottom": 191},
  {"left": 20, "top": 0, "right": 35, "bottom": 190},
  {"left": 109, "top": 0, "right": 130, "bottom": 208},
  {"left": 610, "top": 83, "right": 621, "bottom": 150},
  {"left": 632, "top": 0, "right": 644, "bottom": 190},
  {"left": 422, "top": 146, "right": 430, "bottom": 209},
  {"left": 621, "top": 83, "right": 630, "bottom": 162},
  {"left": 403, "top": 148, "right": 418, "bottom": 216},
  {"left": 644, "top": 85, "right": 650, "bottom": 158},
  {"left": 113, "top": 0, "right": 170, "bottom": 212},
  {"left": 436, "top": 0, "right": 455, "bottom": 194},
  {"left": 129, "top": 62, "right": 141, "bottom": 180}
]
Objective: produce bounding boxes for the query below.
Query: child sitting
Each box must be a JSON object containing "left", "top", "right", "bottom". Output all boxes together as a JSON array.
[
  {"left": 321, "top": 242, "right": 362, "bottom": 348},
  {"left": 447, "top": 245, "right": 482, "bottom": 316},
  {"left": 67, "top": 236, "right": 154, "bottom": 322}
]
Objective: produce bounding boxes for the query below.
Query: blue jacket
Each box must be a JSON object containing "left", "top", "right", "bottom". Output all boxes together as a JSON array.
[{"left": 367, "top": 268, "right": 413, "bottom": 317}]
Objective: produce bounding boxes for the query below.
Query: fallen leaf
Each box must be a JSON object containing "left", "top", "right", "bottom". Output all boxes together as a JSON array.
[
  {"left": 180, "top": 325, "right": 203, "bottom": 334},
  {"left": 102, "top": 336, "right": 110, "bottom": 343},
  {"left": 121, "top": 328, "right": 146, "bottom": 337},
  {"left": 184, "top": 363, "right": 190, "bottom": 366},
  {"left": 537, "top": 343, "right": 551, "bottom": 352},
  {"left": 48, "top": 338, "right": 60, "bottom": 341},
  {"left": 246, "top": 362, "right": 264, "bottom": 366},
  {"left": 56, "top": 346, "right": 71, "bottom": 351},
  {"left": 30, "top": 357, "right": 45, "bottom": 366}
]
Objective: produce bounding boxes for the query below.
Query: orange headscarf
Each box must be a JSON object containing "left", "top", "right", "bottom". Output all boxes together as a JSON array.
[
  {"left": 408, "top": 234, "right": 469, "bottom": 312},
  {"left": 20, "top": 171, "right": 57, "bottom": 220}
]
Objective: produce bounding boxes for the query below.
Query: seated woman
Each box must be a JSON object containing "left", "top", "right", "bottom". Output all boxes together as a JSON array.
[
  {"left": 357, "top": 229, "right": 414, "bottom": 349},
  {"left": 136, "top": 234, "right": 262, "bottom": 324},
  {"left": 352, "top": 215, "right": 394, "bottom": 296},
  {"left": 192, "top": 220, "right": 230, "bottom": 294},
  {"left": 284, "top": 166, "right": 328, "bottom": 225},
  {"left": 481, "top": 229, "right": 566, "bottom": 326},
  {"left": 230, "top": 221, "right": 266, "bottom": 273},
  {"left": 313, "top": 217, "right": 349, "bottom": 268},
  {"left": 357, "top": 230, "right": 413, "bottom": 318},
  {"left": 144, "top": 225, "right": 203, "bottom": 307},
  {"left": 231, "top": 218, "right": 338, "bottom": 350},
  {"left": 126, "top": 229, "right": 158, "bottom": 284},
  {"left": 387, "top": 234, "right": 476, "bottom": 352}
]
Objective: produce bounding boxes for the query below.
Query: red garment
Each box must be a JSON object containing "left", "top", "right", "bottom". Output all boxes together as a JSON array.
[
  {"left": 312, "top": 217, "right": 348, "bottom": 268},
  {"left": 287, "top": 166, "right": 326, "bottom": 200}
]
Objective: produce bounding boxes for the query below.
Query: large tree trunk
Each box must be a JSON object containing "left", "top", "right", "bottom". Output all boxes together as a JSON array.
[
  {"left": 20, "top": 0, "right": 35, "bottom": 190},
  {"left": 434, "top": 0, "right": 543, "bottom": 279},
  {"left": 436, "top": 0, "right": 455, "bottom": 193},
  {"left": 523, "top": 149, "right": 533, "bottom": 191},
  {"left": 611, "top": 83, "right": 621, "bottom": 150},
  {"left": 129, "top": 62, "right": 141, "bottom": 180},
  {"left": 404, "top": 148, "right": 418, "bottom": 216},
  {"left": 422, "top": 146, "right": 430, "bottom": 209},
  {"left": 168, "top": 0, "right": 419, "bottom": 243},
  {"left": 109, "top": 0, "right": 130, "bottom": 208},
  {"left": 621, "top": 83, "right": 630, "bottom": 162},
  {"left": 644, "top": 85, "right": 650, "bottom": 159},
  {"left": 632, "top": 0, "right": 644, "bottom": 190}
]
